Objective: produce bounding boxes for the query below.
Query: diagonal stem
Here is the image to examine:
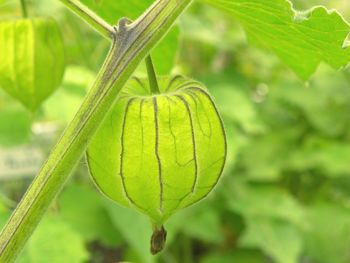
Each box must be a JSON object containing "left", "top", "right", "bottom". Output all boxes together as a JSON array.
[
  {"left": 0, "top": 0, "right": 192, "bottom": 262},
  {"left": 60, "top": 0, "right": 114, "bottom": 39}
]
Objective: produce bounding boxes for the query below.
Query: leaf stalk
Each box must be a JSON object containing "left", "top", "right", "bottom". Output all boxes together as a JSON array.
[{"left": 60, "top": 0, "right": 114, "bottom": 39}]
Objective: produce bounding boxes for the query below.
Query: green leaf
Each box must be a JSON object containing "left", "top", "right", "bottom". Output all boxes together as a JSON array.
[
  {"left": 210, "top": 84, "right": 265, "bottom": 134},
  {"left": 223, "top": 179, "right": 306, "bottom": 263},
  {"left": 103, "top": 201, "right": 155, "bottom": 263},
  {"left": 79, "top": 0, "right": 179, "bottom": 74},
  {"left": 0, "top": 18, "right": 65, "bottom": 111},
  {"left": 270, "top": 68, "right": 350, "bottom": 137},
  {"left": 0, "top": 208, "right": 9, "bottom": 229},
  {"left": 240, "top": 217, "right": 302, "bottom": 263},
  {"left": 303, "top": 202, "right": 350, "bottom": 263},
  {"left": 226, "top": 179, "right": 305, "bottom": 227},
  {"left": 0, "top": 106, "right": 31, "bottom": 147},
  {"left": 201, "top": 249, "right": 268, "bottom": 263},
  {"left": 43, "top": 66, "right": 94, "bottom": 123},
  {"left": 140, "top": 26, "right": 180, "bottom": 75},
  {"left": 80, "top": 0, "right": 153, "bottom": 22},
  {"left": 180, "top": 4, "right": 246, "bottom": 50},
  {"left": 288, "top": 137, "right": 350, "bottom": 177},
  {"left": 238, "top": 129, "right": 300, "bottom": 181},
  {"left": 203, "top": 0, "right": 350, "bottom": 79},
  {"left": 180, "top": 204, "right": 223, "bottom": 244},
  {"left": 59, "top": 183, "right": 122, "bottom": 246},
  {"left": 17, "top": 217, "right": 89, "bottom": 263}
]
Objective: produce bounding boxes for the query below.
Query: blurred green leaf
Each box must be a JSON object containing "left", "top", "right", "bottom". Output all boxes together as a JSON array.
[
  {"left": 43, "top": 66, "right": 94, "bottom": 122},
  {"left": 0, "top": 202, "right": 6, "bottom": 213},
  {"left": 18, "top": 217, "right": 89, "bottom": 263},
  {"left": 201, "top": 249, "right": 268, "bottom": 263},
  {"left": 80, "top": 0, "right": 153, "bottom": 22},
  {"left": 271, "top": 69, "right": 350, "bottom": 137},
  {"left": 226, "top": 179, "right": 305, "bottom": 227},
  {"left": 0, "top": 18, "right": 65, "bottom": 112},
  {"left": 146, "top": 26, "right": 179, "bottom": 75},
  {"left": 211, "top": 84, "right": 265, "bottom": 134},
  {"left": 238, "top": 129, "right": 300, "bottom": 181},
  {"left": 203, "top": 0, "right": 350, "bottom": 79},
  {"left": 59, "top": 183, "right": 122, "bottom": 246},
  {"left": 0, "top": 205, "right": 9, "bottom": 228},
  {"left": 303, "top": 202, "right": 350, "bottom": 263},
  {"left": 180, "top": 204, "right": 223, "bottom": 244},
  {"left": 0, "top": 106, "right": 31, "bottom": 147},
  {"left": 240, "top": 217, "right": 302, "bottom": 263},
  {"left": 103, "top": 201, "right": 155, "bottom": 263},
  {"left": 289, "top": 137, "right": 350, "bottom": 177},
  {"left": 180, "top": 4, "right": 245, "bottom": 50},
  {"left": 224, "top": 179, "right": 305, "bottom": 263}
]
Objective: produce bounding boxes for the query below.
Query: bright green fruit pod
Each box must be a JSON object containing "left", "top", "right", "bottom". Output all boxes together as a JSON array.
[
  {"left": 0, "top": 17, "right": 65, "bottom": 112},
  {"left": 87, "top": 76, "right": 226, "bottom": 224}
]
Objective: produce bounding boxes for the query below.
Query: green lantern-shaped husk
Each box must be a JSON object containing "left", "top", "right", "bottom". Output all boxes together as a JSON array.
[
  {"left": 87, "top": 75, "right": 226, "bottom": 254},
  {"left": 0, "top": 17, "right": 65, "bottom": 112}
]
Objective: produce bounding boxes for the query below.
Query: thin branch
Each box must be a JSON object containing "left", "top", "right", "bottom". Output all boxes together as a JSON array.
[{"left": 60, "top": 0, "right": 114, "bottom": 40}]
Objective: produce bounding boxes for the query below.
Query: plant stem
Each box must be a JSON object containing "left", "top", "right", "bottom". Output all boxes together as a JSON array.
[
  {"left": 60, "top": 0, "right": 114, "bottom": 39},
  {"left": 0, "top": 0, "right": 192, "bottom": 262},
  {"left": 19, "top": 0, "right": 28, "bottom": 18},
  {"left": 146, "top": 55, "right": 160, "bottom": 94},
  {"left": 182, "top": 234, "right": 194, "bottom": 263}
]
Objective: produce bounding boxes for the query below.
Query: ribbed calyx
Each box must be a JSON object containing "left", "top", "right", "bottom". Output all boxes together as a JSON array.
[
  {"left": 87, "top": 75, "right": 226, "bottom": 252},
  {"left": 0, "top": 18, "right": 65, "bottom": 112}
]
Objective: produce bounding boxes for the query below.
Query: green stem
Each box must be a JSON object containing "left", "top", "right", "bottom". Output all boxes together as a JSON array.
[
  {"left": 0, "top": 0, "right": 192, "bottom": 262},
  {"left": 146, "top": 55, "right": 160, "bottom": 94},
  {"left": 182, "top": 234, "right": 194, "bottom": 263},
  {"left": 19, "top": 0, "right": 28, "bottom": 18},
  {"left": 60, "top": 0, "right": 114, "bottom": 39}
]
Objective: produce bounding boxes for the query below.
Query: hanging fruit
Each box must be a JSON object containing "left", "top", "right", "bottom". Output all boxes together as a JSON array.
[
  {"left": 87, "top": 74, "right": 227, "bottom": 254},
  {"left": 0, "top": 17, "right": 65, "bottom": 112}
]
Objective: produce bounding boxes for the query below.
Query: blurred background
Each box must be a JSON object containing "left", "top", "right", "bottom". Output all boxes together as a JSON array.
[{"left": 1, "top": 0, "right": 350, "bottom": 262}]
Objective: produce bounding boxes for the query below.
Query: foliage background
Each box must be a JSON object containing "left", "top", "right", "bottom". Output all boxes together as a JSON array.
[{"left": 1, "top": 0, "right": 350, "bottom": 262}]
